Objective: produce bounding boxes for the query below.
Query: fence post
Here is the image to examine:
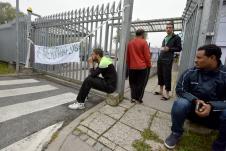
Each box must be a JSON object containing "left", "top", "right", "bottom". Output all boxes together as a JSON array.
[
  {"left": 16, "top": 0, "right": 19, "bottom": 73},
  {"left": 117, "top": 0, "right": 134, "bottom": 100}
]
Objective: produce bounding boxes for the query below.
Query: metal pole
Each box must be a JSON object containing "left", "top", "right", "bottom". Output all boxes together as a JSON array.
[
  {"left": 16, "top": 0, "right": 19, "bottom": 73},
  {"left": 25, "top": 12, "right": 32, "bottom": 68},
  {"left": 117, "top": 0, "right": 134, "bottom": 99}
]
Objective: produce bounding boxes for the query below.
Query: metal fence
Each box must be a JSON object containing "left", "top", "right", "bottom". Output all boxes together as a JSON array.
[
  {"left": 179, "top": 0, "right": 225, "bottom": 75},
  {"left": 29, "top": 1, "right": 123, "bottom": 82},
  {"left": 0, "top": 21, "right": 16, "bottom": 62},
  {"left": 18, "top": 16, "right": 29, "bottom": 64}
]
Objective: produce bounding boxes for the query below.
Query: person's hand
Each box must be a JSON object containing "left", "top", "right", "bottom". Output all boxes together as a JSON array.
[
  {"left": 160, "top": 47, "right": 170, "bottom": 52},
  {"left": 165, "top": 46, "right": 170, "bottom": 51},
  {"left": 195, "top": 100, "right": 211, "bottom": 117},
  {"left": 87, "top": 56, "right": 93, "bottom": 65}
]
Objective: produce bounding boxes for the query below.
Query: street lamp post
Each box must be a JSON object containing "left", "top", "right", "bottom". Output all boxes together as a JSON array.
[{"left": 16, "top": 0, "right": 19, "bottom": 73}]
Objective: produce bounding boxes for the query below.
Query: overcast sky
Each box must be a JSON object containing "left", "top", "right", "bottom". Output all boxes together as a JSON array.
[{"left": 2, "top": 0, "right": 187, "bottom": 47}]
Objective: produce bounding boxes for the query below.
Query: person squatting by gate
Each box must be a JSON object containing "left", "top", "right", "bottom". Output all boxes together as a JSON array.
[
  {"left": 68, "top": 48, "right": 117, "bottom": 110},
  {"left": 127, "top": 29, "right": 151, "bottom": 103},
  {"left": 155, "top": 21, "right": 182, "bottom": 100},
  {"left": 164, "top": 44, "right": 226, "bottom": 151}
]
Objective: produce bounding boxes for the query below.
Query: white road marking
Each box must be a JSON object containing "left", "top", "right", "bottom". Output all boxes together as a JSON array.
[
  {"left": 0, "top": 79, "right": 39, "bottom": 86},
  {"left": 0, "top": 92, "right": 77, "bottom": 123},
  {"left": 1, "top": 122, "right": 64, "bottom": 151},
  {"left": 0, "top": 85, "right": 57, "bottom": 98}
]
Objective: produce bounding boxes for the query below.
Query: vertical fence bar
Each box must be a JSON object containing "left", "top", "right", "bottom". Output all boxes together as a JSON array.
[
  {"left": 104, "top": 3, "right": 110, "bottom": 54},
  {"left": 77, "top": 9, "right": 82, "bottom": 81},
  {"left": 69, "top": 11, "right": 73, "bottom": 79},
  {"left": 94, "top": 6, "right": 99, "bottom": 48},
  {"left": 99, "top": 4, "right": 104, "bottom": 48},
  {"left": 56, "top": 13, "right": 61, "bottom": 75},
  {"left": 81, "top": 8, "right": 85, "bottom": 81},
  {"left": 84, "top": 7, "right": 90, "bottom": 78},
  {"left": 109, "top": 2, "right": 115, "bottom": 57},
  {"left": 117, "top": 0, "right": 134, "bottom": 99},
  {"left": 74, "top": 10, "right": 79, "bottom": 80},
  {"left": 114, "top": 1, "right": 122, "bottom": 67},
  {"left": 87, "top": 7, "right": 94, "bottom": 70}
]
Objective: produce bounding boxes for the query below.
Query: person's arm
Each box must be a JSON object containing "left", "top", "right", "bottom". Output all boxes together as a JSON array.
[
  {"left": 170, "top": 36, "right": 182, "bottom": 52},
  {"left": 208, "top": 76, "right": 226, "bottom": 111},
  {"left": 143, "top": 42, "right": 151, "bottom": 68},
  {"left": 208, "top": 101, "right": 226, "bottom": 111},
  {"left": 87, "top": 56, "right": 101, "bottom": 77},
  {"left": 176, "top": 69, "right": 198, "bottom": 102},
  {"left": 89, "top": 67, "right": 101, "bottom": 77}
]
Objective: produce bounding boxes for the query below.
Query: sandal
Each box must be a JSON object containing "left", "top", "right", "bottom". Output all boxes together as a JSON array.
[
  {"left": 161, "top": 96, "right": 170, "bottom": 101},
  {"left": 154, "top": 92, "right": 162, "bottom": 95}
]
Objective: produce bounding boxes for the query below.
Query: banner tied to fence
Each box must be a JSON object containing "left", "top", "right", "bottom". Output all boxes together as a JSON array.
[{"left": 34, "top": 42, "right": 80, "bottom": 64}]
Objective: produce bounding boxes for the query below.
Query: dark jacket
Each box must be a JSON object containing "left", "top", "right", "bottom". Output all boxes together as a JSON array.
[
  {"left": 176, "top": 64, "right": 226, "bottom": 111},
  {"left": 89, "top": 56, "right": 117, "bottom": 90},
  {"left": 158, "top": 34, "right": 182, "bottom": 63}
]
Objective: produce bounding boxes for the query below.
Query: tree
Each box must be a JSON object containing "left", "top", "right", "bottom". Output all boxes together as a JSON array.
[{"left": 0, "top": 2, "right": 23, "bottom": 24}]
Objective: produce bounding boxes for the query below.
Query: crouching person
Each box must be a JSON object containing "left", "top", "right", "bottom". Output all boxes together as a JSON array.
[
  {"left": 164, "top": 44, "right": 226, "bottom": 151},
  {"left": 68, "top": 48, "right": 117, "bottom": 110}
]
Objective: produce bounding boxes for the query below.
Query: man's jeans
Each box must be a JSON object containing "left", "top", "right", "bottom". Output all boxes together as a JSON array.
[{"left": 171, "top": 98, "right": 226, "bottom": 151}]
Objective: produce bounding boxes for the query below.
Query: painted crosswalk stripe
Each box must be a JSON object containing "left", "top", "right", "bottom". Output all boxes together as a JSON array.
[
  {"left": 0, "top": 85, "right": 57, "bottom": 98},
  {"left": 0, "top": 92, "right": 77, "bottom": 123},
  {"left": 0, "top": 79, "right": 39, "bottom": 86},
  {"left": 0, "top": 122, "right": 63, "bottom": 151}
]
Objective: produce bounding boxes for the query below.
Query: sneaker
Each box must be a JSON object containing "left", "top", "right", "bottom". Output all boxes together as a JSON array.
[
  {"left": 131, "top": 99, "right": 136, "bottom": 103},
  {"left": 164, "top": 132, "right": 182, "bottom": 149},
  {"left": 68, "top": 102, "right": 85, "bottom": 110}
]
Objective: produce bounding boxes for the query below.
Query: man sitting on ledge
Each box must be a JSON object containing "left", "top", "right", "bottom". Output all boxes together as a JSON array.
[
  {"left": 164, "top": 44, "right": 226, "bottom": 151},
  {"left": 68, "top": 48, "right": 117, "bottom": 110}
]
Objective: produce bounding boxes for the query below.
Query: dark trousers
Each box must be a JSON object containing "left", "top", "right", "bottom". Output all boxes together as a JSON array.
[
  {"left": 129, "top": 68, "right": 150, "bottom": 101},
  {"left": 171, "top": 98, "right": 226, "bottom": 151},
  {"left": 157, "top": 60, "right": 173, "bottom": 91},
  {"left": 77, "top": 76, "right": 115, "bottom": 103}
]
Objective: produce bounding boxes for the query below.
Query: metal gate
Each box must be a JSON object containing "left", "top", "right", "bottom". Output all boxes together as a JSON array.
[{"left": 29, "top": 1, "right": 123, "bottom": 82}]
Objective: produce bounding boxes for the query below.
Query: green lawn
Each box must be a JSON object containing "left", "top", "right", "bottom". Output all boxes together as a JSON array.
[
  {"left": 175, "top": 131, "right": 218, "bottom": 151},
  {"left": 133, "top": 129, "right": 218, "bottom": 151},
  {"left": 0, "top": 62, "right": 15, "bottom": 74}
]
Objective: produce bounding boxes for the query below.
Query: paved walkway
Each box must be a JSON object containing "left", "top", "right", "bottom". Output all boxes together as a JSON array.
[{"left": 45, "top": 72, "right": 179, "bottom": 151}]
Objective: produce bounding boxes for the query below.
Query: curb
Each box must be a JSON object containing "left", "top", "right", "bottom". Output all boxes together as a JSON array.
[{"left": 45, "top": 101, "right": 106, "bottom": 151}]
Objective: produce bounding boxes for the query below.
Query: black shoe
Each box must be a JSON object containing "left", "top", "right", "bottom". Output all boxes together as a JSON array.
[{"left": 164, "top": 132, "right": 182, "bottom": 149}]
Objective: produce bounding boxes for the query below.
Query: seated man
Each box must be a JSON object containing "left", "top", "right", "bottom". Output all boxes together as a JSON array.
[
  {"left": 68, "top": 48, "right": 117, "bottom": 109},
  {"left": 164, "top": 44, "right": 226, "bottom": 151}
]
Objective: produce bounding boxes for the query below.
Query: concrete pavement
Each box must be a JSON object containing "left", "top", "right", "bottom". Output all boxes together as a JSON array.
[{"left": 45, "top": 73, "right": 178, "bottom": 151}]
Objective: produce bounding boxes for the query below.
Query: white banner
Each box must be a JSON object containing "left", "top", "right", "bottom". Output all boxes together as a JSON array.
[{"left": 34, "top": 42, "right": 80, "bottom": 64}]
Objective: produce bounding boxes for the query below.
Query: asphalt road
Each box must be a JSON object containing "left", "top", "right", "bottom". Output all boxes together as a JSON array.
[{"left": 0, "top": 76, "right": 103, "bottom": 149}]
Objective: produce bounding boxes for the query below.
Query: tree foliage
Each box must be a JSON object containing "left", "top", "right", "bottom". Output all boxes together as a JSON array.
[{"left": 0, "top": 1, "right": 23, "bottom": 24}]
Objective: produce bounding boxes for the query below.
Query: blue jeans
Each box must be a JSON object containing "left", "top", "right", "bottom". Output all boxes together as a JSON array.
[{"left": 171, "top": 98, "right": 226, "bottom": 151}]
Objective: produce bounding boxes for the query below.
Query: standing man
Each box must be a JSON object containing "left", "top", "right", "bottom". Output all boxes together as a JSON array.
[
  {"left": 155, "top": 21, "right": 182, "bottom": 100},
  {"left": 164, "top": 44, "right": 226, "bottom": 151},
  {"left": 127, "top": 29, "right": 151, "bottom": 103},
  {"left": 68, "top": 48, "right": 117, "bottom": 109}
]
